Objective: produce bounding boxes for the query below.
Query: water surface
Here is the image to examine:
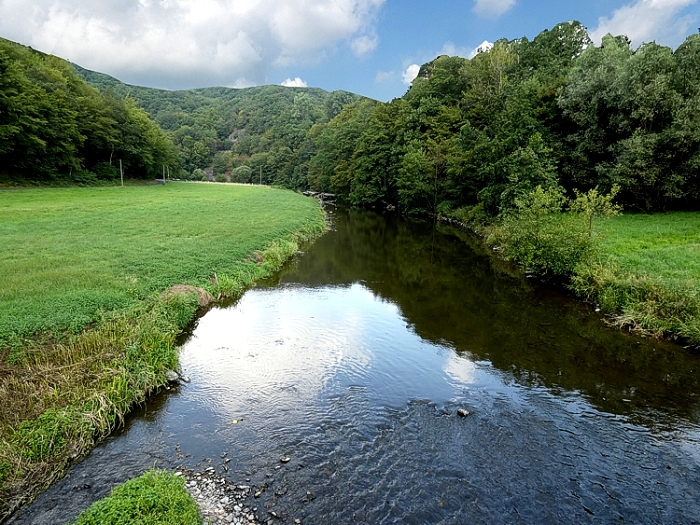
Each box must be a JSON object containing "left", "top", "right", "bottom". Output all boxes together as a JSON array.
[{"left": 10, "top": 207, "right": 700, "bottom": 524}]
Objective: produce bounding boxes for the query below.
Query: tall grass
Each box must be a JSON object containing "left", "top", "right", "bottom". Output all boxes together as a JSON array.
[{"left": 0, "top": 183, "right": 326, "bottom": 519}]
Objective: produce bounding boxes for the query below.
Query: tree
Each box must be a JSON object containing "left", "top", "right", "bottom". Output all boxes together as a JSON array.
[{"left": 569, "top": 185, "right": 622, "bottom": 236}]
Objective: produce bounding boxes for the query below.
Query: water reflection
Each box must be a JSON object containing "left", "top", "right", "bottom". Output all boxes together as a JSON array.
[
  {"left": 270, "top": 207, "right": 700, "bottom": 429},
  {"left": 11, "top": 206, "right": 700, "bottom": 525}
]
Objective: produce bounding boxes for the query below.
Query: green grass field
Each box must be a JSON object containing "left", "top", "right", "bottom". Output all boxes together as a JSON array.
[
  {"left": 573, "top": 211, "right": 700, "bottom": 346},
  {"left": 0, "top": 183, "right": 324, "bottom": 346},
  {"left": 600, "top": 212, "right": 700, "bottom": 287},
  {"left": 0, "top": 182, "right": 325, "bottom": 520}
]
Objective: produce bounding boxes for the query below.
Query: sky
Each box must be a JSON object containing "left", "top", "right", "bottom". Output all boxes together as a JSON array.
[{"left": 1, "top": 0, "right": 698, "bottom": 101}]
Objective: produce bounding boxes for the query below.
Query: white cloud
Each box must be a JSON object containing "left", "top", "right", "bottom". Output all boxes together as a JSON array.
[
  {"left": 350, "top": 34, "right": 379, "bottom": 57},
  {"left": 281, "top": 77, "right": 308, "bottom": 87},
  {"left": 402, "top": 64, "right": 420, "bottom": 85},
  {"left": 590, "top": 0, "right": 698, "bottom": 47},
  {"left": 0, "top": 0, "right": 386, "bottom": 89},
  {"left": 472, "top": 0, "right": 517, "bottom": 18},
  {"left": 469, "top": 40, "right": 494, "bottom": 58}
]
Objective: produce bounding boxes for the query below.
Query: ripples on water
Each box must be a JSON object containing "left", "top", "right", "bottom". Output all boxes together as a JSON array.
[{"left": 10, "top": 208, "right": 700, "bottom": 524}]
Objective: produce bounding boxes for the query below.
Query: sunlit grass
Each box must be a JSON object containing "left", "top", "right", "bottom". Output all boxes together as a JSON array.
[
  {"left": 599, "top": 212, "right": 700, "bottom": 286},
  {"left": 572, "top": 212, "right": 700, "bottom": 346},
  {"left": 0, "top": 183, "right": 324, "bottom": 345}
]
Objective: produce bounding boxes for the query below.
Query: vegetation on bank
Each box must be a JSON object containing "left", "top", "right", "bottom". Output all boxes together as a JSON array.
[
  {"left": 0, "top": 183, "right": 326, "bottom": 520},
  {"left": 472, "top": 187, "right": 700, "bottom": 347},
  {"left": 572, "top": 213, "right": 700, "bottom": 345},
  {"left": 0, "top": 38, "right": 179, "bottom": 185},
  {"left": 70, "top": 470, "right": 199, "bottom": 525}
]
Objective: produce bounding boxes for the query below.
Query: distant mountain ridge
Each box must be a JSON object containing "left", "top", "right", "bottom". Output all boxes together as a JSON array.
[{"left": 71, "top": 63, "right": 367, "bottom": 181}]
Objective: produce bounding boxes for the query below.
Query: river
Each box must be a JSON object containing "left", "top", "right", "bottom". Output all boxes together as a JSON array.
[{"left": 9, "top": 207, "right": 700, "bottom": 524}]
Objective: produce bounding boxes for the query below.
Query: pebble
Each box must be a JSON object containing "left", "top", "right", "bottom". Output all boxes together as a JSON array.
[{"left": 180, "top": 466, "right": 263, "bottom": 525}]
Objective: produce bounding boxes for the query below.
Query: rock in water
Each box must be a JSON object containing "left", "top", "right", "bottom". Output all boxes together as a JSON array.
[
  {"left": 165, "top": 370, "right": 180, "bottom": 383},
  {"left": 457, "top": 408, "right": 470, "bottom": 418}
]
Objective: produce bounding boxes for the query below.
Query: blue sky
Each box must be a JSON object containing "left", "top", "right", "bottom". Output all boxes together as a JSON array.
[{"left": 1, "top": 0, "right": 698, "bottom": 101}]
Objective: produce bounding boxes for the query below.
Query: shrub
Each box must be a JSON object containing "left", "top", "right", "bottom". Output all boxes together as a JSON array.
[
  {"left": 214, "top": 173, "right": 228, "bottom": 183},
  {"left": 231, "top": 165, "right": 252, "bottom": 183},
  {"left": 488, "top": 186, "right": 594, "bottom": 278}
]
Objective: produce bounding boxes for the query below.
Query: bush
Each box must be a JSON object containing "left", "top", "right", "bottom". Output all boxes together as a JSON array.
[
  {"left": 214, "top": 173, "right": 228, "bottom": 183},
  {"left": 231, "top": 165, "right": 252, "bottom": 184},
  {"left": 488, "top": 186, "right": 594, "bottom": 278}
]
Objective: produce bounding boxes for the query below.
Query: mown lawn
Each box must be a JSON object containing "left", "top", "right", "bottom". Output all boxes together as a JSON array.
[
  {"left": 599, "top": 212, "right": 700, "bottom": 287},
  {"left": 0, "top": 183, "right": 324, "bottom": 346}
]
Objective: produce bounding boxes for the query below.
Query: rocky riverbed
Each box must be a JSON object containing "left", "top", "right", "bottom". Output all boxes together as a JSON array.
[{"left": 180, "top": 461, "right": 303, "bottom": 525}]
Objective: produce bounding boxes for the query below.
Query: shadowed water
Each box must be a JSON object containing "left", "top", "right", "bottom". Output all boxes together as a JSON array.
[{"left": 9, "top": 207, "right": 700, "bottom": 524}]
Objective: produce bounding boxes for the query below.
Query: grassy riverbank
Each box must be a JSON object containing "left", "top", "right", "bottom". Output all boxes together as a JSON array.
[
  {"left": 70, "top": 470, "right": 199, "bottom": 525},
  {"left": 572, "top": 212, "right": 700, "bottom": 345},
  {"left": 0, "top": 183, "right": 326, "bottom": 520}
]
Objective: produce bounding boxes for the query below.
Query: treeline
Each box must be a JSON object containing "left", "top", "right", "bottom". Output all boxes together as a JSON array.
[
  {"left": 303, "top": 22, "right": 700, "bottom": 216},
  {"left": 0, "top": 38, "right": 178, "bottom": 184},
  {"left": 74, "top": 64, "right": 361, "bottom": 182}
]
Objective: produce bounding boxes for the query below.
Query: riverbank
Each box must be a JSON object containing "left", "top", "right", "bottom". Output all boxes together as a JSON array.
[
  {"left": 573, "top": 212, "right": 700, "bottom": 346},
  {"left": 0, "top": 183, "right": 326, "bottom": 521},
  {"left": 442, "top": 209, "right": 700, "bottom": 348}
]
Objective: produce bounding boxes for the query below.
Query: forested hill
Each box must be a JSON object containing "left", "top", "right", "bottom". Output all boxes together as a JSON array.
[
  {"left": 4, "top": 21, "right": 699, "bottom": 215},
  {"left": 0, "top": 38, "right": 178, "bottom": 184},
  {"left": 72, "top": 64, "right": 364, "bottom": 184},
  {"left": 305, "top": 22, "right": 700, "bottom": 216}
]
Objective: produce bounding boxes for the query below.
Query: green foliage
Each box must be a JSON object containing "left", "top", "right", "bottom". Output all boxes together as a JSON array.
[
  {"left": 214, "top": 173, "right": 228, "bottom": 183},
  {"left": 298, "top": 22, "right": 700, "bottom": 218},
  {"left": 11, "top": 407, "right": 91, "bottom": 461},
  {"left": 231, "top": 165, "right": 252, "bottom": 183},
  {"left": 569, "top": 184, "right": 622, "bottom": 236},
  {"left": 70, "top": 470, "right": 200, "bottom": 525},
  {"left": 488, "top": 186, "right": 594, "bottom": 278},
  {"left": 0, "top": 38, "right": 178, "bottom": 184},
  {"left": 72, "top": 64, "right": 363, "bottom": 186}
]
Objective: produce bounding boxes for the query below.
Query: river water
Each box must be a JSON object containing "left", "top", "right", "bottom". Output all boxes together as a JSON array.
[{"left": 9, "top": 207, "right": 700, "bottom": 524}]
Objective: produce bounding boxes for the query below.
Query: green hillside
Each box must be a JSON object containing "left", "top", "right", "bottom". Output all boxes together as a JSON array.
[
  {"left": 0, "top": 38, "right": 178, "bottom": 184},
  {"left": 72, "top": 64, "right": 365, "bottom": 182}
]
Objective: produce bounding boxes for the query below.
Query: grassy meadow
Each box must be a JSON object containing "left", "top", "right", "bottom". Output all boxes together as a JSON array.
[
  {"left": 573, "top": 212, "right": 700, "bottom": 345},
  {"left": 0, "top": 182, "right": 325, "bottom": 519},
  {"left": 0, "top": 183, "right": 324, "bottom": 346}
]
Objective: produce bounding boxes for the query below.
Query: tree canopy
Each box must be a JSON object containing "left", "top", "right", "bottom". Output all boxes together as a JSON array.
[{"left": 0, "top": 38, "right": 178, "bottom": 184}]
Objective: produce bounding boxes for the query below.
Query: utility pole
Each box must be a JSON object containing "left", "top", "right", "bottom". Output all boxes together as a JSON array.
[
  {"left": 120, "top": 159, "right": 124, "bottom": 187},
  {"left": 259, "top": 166, "right": 262, "bottom": 185}
]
